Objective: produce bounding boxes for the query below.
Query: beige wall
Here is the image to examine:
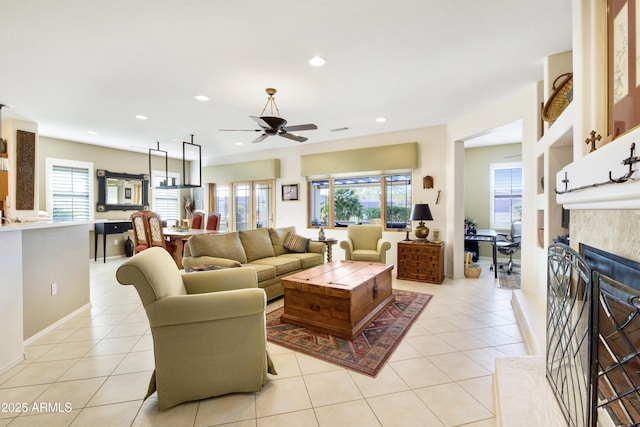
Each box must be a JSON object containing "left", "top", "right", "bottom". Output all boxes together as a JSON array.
[
  {"left": 464, "top": 143, "right": 522, "bottom": 259},
  {"left": 22, "top": 224, "right": 91, "bottom": 339},
  {"left": 38, "top": 136, "right": 187, "bottom": 259}
]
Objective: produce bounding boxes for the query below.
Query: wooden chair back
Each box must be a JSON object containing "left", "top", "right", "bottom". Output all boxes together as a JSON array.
[
  {"left": 130, "top": 211, "right": 150, "bottom": 253},
  {"left": 145, "top": 211, "right": 168, "bottom": 249}
]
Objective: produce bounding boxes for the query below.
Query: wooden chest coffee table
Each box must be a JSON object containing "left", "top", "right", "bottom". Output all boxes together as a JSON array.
[{"left": 280, "top": 261, "right": 394, "bottom": 340}]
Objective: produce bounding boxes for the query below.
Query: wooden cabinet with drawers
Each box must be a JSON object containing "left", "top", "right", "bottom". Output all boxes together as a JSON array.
[{"left": 397, "top": 241, "right": 445, "bottom": 284}]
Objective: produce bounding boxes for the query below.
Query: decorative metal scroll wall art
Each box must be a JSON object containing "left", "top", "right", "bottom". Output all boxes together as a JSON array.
[
  {"left": 555, "top": 142, "right": 639, "bottom": 194},
  {"left": 547, "top": 244, "right": 592, "bottom": 427}
]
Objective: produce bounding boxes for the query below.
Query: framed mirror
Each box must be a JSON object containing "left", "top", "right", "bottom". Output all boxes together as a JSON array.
[{"left": 97, "top": 169, "right": 150, "bottom": 211}]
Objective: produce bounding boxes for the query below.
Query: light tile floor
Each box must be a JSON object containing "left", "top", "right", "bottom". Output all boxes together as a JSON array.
[{"left": 0, "top": 258, "right": 525, "bottom": 427}]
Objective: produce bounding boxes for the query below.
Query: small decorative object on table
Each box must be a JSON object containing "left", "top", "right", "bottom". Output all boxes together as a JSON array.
[{"left": 318, "top": 226, "right": 325, "bottom": 240}]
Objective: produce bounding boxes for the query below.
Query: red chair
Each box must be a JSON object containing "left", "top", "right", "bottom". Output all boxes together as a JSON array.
[
  {"left": 191, "top": 211, "right": 205, "bottom": 229},
  {"left": 130, "top": 211, "right": 150, "bottom": 253},
  {"left": 206, "top": 212, "right": 221, "bottom": 230}
]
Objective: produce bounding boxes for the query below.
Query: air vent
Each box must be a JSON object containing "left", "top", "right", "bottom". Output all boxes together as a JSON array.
[{"left": 330, "top": 127, "right": 350, "bottom": 132}]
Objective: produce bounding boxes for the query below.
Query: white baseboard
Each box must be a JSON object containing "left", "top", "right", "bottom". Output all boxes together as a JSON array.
[
  {"left": 23, "top": 303, "right": 92, "bottom": 346},
  {"left": 0, "top": 354, "right": 26, "bottom": 376}
]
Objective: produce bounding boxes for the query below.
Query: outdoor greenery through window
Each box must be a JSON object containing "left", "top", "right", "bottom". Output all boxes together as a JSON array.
[
  {"left": 490, "top": 162, "right": 522, "bottom": 229},
  {"left": 309, "top": 174, "right": 411, "bottom": 230}
]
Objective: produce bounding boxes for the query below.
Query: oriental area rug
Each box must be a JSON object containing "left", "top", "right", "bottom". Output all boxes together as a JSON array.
[
  {"left": 498, "top": 269, "right": 521, "bottom": 289},
  {"left": 266, "top": 290, "right": 433, "bottom": 377}
]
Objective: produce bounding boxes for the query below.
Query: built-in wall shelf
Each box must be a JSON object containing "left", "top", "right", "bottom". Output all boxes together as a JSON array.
[{"left": 536, "top": 103, "right": 574, "bottom": 156}]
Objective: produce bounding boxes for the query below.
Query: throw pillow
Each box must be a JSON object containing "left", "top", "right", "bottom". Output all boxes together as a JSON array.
[{"left": 283, "top": 232, "right": 310, "bottom": 253}]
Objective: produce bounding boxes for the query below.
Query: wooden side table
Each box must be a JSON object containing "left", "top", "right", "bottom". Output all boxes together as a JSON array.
[
  {"left": 311, "top": 238, "right": 338, "bottom": 262},
  {"left": 397, "top": 240, "right": 445, "bottom": 284}
]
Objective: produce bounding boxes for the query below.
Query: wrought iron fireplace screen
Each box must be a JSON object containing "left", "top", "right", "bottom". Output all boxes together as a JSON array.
[{"left": 547, "top": 243, "right": 640, "bottom": 427}]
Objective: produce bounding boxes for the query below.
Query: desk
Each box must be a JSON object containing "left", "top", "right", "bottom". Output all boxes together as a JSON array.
[
  {"left": 464, "top": 230, "right": 497, "bottom": 278},
  {"left": 163, "top": 228, "right": 223, "bottom": 269},
  {"left": 311, "top": 238, "right": 338, "bottom": 262},
  {"left": 95, "top": 221, "right": 132, "bottom": 263}
]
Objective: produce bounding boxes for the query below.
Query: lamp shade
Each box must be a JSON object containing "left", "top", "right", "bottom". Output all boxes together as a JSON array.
[
  {"left": 410, "top": 204, "right": 433, "bottom": 221},
  {"left": 410, "top": 204, "right": 433, "bottom": 240}
]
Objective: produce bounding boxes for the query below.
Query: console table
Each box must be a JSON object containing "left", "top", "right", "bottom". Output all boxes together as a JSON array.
[
  {"left": 397, "top": 240, "right": 445, "bottom": 284},
  {"left": 94, "top": 220, "right": 132, "bottom": 263}
]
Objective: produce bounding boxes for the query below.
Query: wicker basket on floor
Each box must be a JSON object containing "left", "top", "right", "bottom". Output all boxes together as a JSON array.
[{"left": 464, "top": 252, "right": 482, "bottom": 278}]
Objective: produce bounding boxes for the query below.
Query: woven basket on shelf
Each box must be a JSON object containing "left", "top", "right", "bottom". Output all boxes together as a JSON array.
[
  {"left": 542, "top": 72, "right": 573, "bottom": 122},
  {"left": 464, "top": 252, "right": 482, "bottom": 278}
]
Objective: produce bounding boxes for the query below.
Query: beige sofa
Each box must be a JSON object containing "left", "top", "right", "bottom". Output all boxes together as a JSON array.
[{"left": 182, "top": 226, "right": 326, "bottom": 300}]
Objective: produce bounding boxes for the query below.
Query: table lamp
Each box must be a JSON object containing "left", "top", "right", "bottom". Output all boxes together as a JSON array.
[{"left": 410, "top": 203, "right": 433, "bottom": 240}]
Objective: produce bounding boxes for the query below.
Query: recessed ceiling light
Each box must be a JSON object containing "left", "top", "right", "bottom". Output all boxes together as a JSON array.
[
  {"left": 376, "top": 117, "right": 387, "bottom": 123},
  {"left": 309, "top": 56, "right": 326, "bottom": 67},
  {"left": 194, "top": 95, "right": 209, "bottom": 101},
  {"left": 88, "top": 131, "right": 98, "bottom": 135},
  {"left": 235, "top": 142, "right": 244, "bottom": 146},
  {"left": 135, "top": 115, "right": 148, "bottom": 120}
]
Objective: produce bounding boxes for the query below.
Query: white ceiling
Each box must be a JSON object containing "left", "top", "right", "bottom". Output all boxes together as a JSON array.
[{"left": 0, "top": 0, "right": 571, "bottom": 165}]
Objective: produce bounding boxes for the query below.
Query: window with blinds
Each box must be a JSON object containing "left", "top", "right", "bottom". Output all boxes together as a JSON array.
[
  {"left": 490, "top": 162, "right": 522, "bottom": 229},
  {"left": 152, "top": 172, "right": 180, "bottom": 224},
  {"left": 47, "top": 159, "right": 93, "bottom": 221}
]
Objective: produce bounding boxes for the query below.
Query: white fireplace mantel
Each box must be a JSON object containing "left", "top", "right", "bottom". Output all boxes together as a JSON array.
[{"left": 556, "top": 130, "right": 640, "bottom": 209}]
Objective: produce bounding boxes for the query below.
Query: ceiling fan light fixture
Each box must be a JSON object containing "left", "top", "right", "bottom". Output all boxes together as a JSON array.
[{"left": 308, "top": 56, "right": 326, "bottom": 67}]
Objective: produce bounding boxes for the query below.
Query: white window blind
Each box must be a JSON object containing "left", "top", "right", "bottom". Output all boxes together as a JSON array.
[
  {"left": 152, "top": 172, "right": 180, "bottom": 224},
  {"left": 490, "top": 162, "right": 522, "bottom": 229},
  {"left": 51, "top": 165, "right": 91, "bottom": 221}
]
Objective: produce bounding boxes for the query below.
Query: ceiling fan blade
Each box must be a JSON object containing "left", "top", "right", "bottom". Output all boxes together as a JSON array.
[
  {"left": 252, "top": 133, "right": 269, "bottom": 144},
  {"left": 218, "top": 129, "right": 262, "bottom": 132},
  {"left": 283, "top": 123, "right": 317, "bottom": 132},
  {"left": 280, "top": 132, "right": 307, "bottom": 143},
  {"left": 250, "top": 116, "right": 273, "bottom": 129}
]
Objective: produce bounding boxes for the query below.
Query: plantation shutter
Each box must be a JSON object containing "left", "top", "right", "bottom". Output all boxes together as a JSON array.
[
  {"left": 153, "top": 175, "right": 180, "bottom": 223},
  {"left": 492, "top": 165, "right": 522, "bottom": 228},
  {"left": 52, "top": 165, "right": 91, "bottom": 221}
]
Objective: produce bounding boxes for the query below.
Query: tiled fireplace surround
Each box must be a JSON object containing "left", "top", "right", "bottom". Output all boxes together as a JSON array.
[{"left": 570, "top": 209, "right": 640, "bottom": 265}]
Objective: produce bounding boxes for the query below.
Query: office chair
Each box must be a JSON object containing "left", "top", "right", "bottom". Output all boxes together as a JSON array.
[{"left": 495, "top": 219, "right": 521, "bottom": 274}]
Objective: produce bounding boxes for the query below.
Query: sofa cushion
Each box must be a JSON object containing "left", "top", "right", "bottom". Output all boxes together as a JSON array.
[
  {"left": 278, "top": 253, "right": 323, "bottom": 269},
  {"left": 239, "top": 228, "right": 276, "bottom": 262},
  {"left": 268, "top": 227, "right": 296, "bottom": 256},
  {"left": 250, "top": 256, "right": 301, "bottom": 276},
  {"left": 187, "top": 232, "right": 247, "bottom": 264},
  {"left": 283, "top": 232, "right": 310, "bottom": 253},
  {"left": 241, "top": 263, "right": 277, "bottom": 282}
]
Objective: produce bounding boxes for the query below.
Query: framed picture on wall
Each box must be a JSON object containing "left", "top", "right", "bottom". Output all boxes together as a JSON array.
[
  {"left": 282, "top": 184, "right": 299, "bottom": 201},
  {"left": 124, "top": 188, "right": 132, "bottom": 199},
  {"left": 608, "top": 0, "right": 640, "bottom": 138}
]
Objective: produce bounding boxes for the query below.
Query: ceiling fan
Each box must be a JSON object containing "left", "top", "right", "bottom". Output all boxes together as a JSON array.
[{"left": 219, "top": 88, "right": 317, "bottom": 143}]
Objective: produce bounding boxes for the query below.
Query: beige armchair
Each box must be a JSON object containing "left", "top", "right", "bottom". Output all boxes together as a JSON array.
[
  {"left": 339, "top": 224, "right": 391, "bottom": 263},
  {"left": 115, "top": 247, "right": 276, "bottom": 410}
]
